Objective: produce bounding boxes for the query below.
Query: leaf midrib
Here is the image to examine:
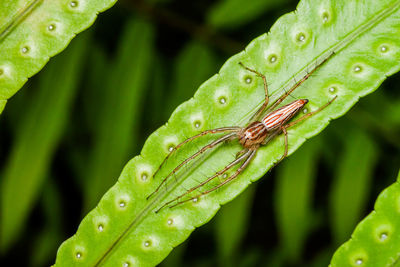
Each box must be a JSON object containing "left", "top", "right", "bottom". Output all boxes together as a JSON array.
[{"left": 0, "top": 0, "right": 43, "bottom": 42}]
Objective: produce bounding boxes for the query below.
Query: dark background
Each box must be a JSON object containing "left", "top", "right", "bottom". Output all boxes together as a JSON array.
[{"left": 1, "top": 0, "right": 399, "bottom": 266}]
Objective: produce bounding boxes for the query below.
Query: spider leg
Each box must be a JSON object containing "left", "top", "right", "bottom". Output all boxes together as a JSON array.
[
  {"left": 152, "top": 126, "right": 240, "bottom": 180},
  {"left": 147, "top": 131, "right": 238, "bottom": 200},
  {"left": 168, "top": 149, "right": 257, "bottom": 210},
  {"left": 239, "top": 62, "right": 269, "bottom": 121},
  {"left": 284, "top": 95, "right": 337, "bottom": 128},
  {"left": 266, "top": 54, "right": 333, "bottom": 113},
  {"left": 273, "top": 127, "right": 288, "bottom": 167},
  {"left": 235, "top": 148, "right": 248, "bottom": 159},
  {"left": 155, "top": 149, "right": 251, "bottom": 212}
]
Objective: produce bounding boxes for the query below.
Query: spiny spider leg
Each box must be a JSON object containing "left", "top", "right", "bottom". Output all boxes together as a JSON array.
[
  {"left": 155, "top": 149, "right": 252, "bottom": 212},
  {"left": 239, "top": 62, "right": 269, "bottom": 121},
  {"left": 151, "top": 126, "right": 240, "bottom": 181},
  {"left": 284, "top": 95, "right": 337, "bottom": 128},
  {"left": 273, "top": 127, "right": 288, "bottom": 167},
  {"left": 180, "top": 149, "right": 252, "bottom": 195},
  {"left": 147, "top": 131, "right": 238, "bottom": 200},
  {"left": 235, "top": 148, "right": 248, "bottom": 159},
  {"left": 168, "top": 149, "right": 257, "bottom": 210}
]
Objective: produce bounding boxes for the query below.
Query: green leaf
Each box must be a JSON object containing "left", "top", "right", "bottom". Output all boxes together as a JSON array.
[
  {"left": 0, "top": 33, "right": 89, "bottom": 252},
  {"left": 82, "top": 17, "right": 155, "bottom": 212},
  {"left": 274, "top": 136, "right": 321, "bottom": 262},
  {"left": 329, "top": 124, "right": 378, "bottom": 245},
  {"left": 55, "top": 0, "right": 400, "bottom": 266},
  {"left": 330, "top": 169, "right": 400, "bottom": 266},
  {"left": 0, "top": 0, "right": 117, "bottom": 114}
]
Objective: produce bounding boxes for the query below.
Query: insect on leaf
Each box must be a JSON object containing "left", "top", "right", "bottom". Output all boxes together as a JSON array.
[{"left": 55, "top": 0, "right": 400, "bottom": 266}]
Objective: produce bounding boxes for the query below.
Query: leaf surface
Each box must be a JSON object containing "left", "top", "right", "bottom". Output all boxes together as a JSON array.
[
  {"left": 0, "top": 0, "right": 117, "bottom": 114},
  {"left": 330, "top": 170, "right": 400, "bottom": 266},
  {"left": 55, "top": 0, "right": 400, "bottom": 266}
]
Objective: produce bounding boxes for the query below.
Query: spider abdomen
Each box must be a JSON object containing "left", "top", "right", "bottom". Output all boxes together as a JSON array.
[{"left": 262, "top": 99, "right": 308, "bottom": 130}]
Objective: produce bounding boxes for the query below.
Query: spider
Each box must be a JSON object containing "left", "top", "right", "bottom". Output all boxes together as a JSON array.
[{"left": 149, "top": 55, "right": 336, "bottom": 212}]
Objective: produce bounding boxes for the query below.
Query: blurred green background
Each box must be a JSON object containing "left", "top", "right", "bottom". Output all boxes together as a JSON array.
[{"left": 0, "top": 0, "right": 399, "bottom": 266}]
